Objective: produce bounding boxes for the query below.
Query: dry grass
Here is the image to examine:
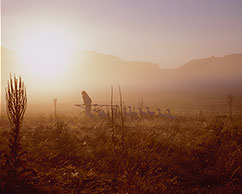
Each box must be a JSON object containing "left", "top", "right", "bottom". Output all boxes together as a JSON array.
[{"left": 0, "top": 113, "right": 241, "bottom": 193}]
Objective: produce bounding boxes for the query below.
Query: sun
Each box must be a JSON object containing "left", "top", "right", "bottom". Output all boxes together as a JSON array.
[{"left": 18, "top": 27, "right": 75, "bottom": 81}]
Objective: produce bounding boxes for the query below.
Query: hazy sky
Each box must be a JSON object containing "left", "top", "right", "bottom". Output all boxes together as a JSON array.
[{"left": 2, "top": 0, "right": 242, "bottom": 67}]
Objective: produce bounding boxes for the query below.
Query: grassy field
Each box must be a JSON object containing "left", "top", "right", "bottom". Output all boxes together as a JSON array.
[{"left": 0, "top": 113, "right": 241, "bottom": 193}]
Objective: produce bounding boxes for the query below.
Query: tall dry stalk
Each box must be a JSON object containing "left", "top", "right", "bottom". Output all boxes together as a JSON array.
[
  {"left": 110, "top": 86, "right": 114, "bottom": 143},
  {"left": 6, "top": 75, "right": 27, "bottom": 170},
  {"left": 6, "top": 75, "right": 27, "bottom": 132},
  {"left": 4, "top": 75, "right": 36, "bottom": 193},
  {"left": 118, "top": 85, "right": 125, "bottom": 150}
]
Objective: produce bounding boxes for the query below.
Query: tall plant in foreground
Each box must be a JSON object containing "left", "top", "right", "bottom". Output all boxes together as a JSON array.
[
  {"left": 6, "top": 75, "right": 27, "bottom": 156},
  {"left": 3, "top": 75, "right": 36, "bottom": 193}
]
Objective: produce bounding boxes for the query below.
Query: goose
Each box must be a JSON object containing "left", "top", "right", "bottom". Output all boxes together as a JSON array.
[
  {"left": 145, "top": 106, "right": 155, "bottom": 118},
  {"left": 127, "top": 106, "right": 138, "bottom": 119},
  {"left": 157, "top": 108, "right": 165, "bottom": 118},
  {"left": 138, "top": 107, "right": 146, "bottom": 118},
  {"left": 166, "top": 109, "right": 175, "bottom": 120}
]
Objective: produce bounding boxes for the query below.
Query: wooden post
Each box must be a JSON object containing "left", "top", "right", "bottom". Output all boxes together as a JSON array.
[
  {"left": 54, "top": 98, "right": 57, "bottom": 119},
  {"left": 227, "top": 91, "right": 233, "bottom": 118}
]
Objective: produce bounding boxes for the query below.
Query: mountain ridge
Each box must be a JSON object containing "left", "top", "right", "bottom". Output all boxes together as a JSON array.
[
  {"left": 1, "top": 46, "right": 242, "bottom": 71},
  {"left": 1, "top": 46, "right": 242, "bottom": 92}
]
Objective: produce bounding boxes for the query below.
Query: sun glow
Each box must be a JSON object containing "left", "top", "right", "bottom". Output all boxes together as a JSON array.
[{"left": 18, "top": 27, "right": 76, "bottom": 81}]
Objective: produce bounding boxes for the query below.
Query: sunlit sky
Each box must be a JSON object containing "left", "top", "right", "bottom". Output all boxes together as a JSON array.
[{"left": 2, "top": 0, "right": 242, "bottom": 67}]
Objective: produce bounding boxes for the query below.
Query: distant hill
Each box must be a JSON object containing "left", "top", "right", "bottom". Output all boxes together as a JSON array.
[
  {"left": 1, "top": 47, "right": 242, "bottom": 104},
  {"left": 177, "top": 54, "right": 242, "bottom": 79},
  {"left": 161, "top": 54, "right": 242, "bottom": 90},
  {"left": 70, "top": 51, "right": 162, "bottom": 88},
  {"left": 71, "top": 51, "right": 242, "bottom": 91}
]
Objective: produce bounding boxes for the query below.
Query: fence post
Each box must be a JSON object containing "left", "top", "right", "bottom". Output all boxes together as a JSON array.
[
  {"left": 227, "top": 92, "right": 233, "bottom": 118},
  {"left": 54, "top": 98, "right": 57, "bottom": 119}
]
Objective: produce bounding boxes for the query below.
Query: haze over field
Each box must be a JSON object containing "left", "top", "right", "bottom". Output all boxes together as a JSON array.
[
  {"left": 1, "top": 0, "right": 242, "bottom": 113},
  {"left": 1, "top": 47, "right": 242, "bottom": 113}
]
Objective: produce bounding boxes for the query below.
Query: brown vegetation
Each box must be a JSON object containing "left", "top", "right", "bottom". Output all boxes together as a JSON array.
[
  {"left": 1, "top": 112, "right": 241, "bottom": 193},
  {"left": 0, "top": 75, "right": 241, "bottom": 193}
]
